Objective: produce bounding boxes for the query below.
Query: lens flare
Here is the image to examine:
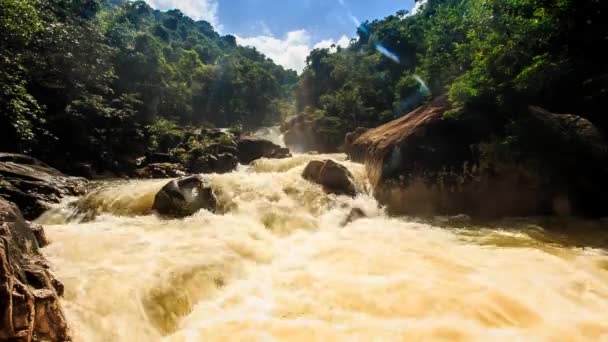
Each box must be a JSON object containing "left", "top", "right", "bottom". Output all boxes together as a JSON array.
[
  {"left": 413, "top": 74, "right": 430, "bottom": 94},
  {"left": 375, "top": 43, "right": 400, "bottom": 63}
]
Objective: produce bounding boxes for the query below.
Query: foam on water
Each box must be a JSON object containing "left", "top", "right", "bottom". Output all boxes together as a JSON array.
[{"left": 39, "top": 153, "right": 608, "bottom": 341}]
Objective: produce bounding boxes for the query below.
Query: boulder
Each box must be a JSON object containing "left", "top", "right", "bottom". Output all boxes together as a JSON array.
[
  {"left": 0, "top": 198, "right": 70, "bottom": 341},
  {"left": 302, "top": 159, "right": 357, "bottom": 196},
  {"left": 0, "top": 153, "right": 88, "bottom": 220},
  {"left": 213, "top": 153, "right": 239, "bottom": 173},
  {"left": 237, "top": 137, "right": 291, "bottom": 164},
  {"left": 153, "top": 175, "right": 218, "bottom": 217},
  {"left": 350, "top": 97, "right": 608, "bottom": 217},
  {"left": 134, "top": 163, "right": 186, "bottom": 179},
  {"left": 188, "top": 153, "right": 238, "bottom": 174}
]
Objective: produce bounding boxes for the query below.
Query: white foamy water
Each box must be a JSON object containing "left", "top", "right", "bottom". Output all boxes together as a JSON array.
[{"left": 38, "top": 154, "right": 608, "bottom": 341}]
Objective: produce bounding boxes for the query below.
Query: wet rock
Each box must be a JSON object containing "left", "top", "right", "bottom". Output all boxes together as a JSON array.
[
  {"left": 0, "top": 198, "right": 70, "bottom": 341},
  {"left": 213, "top": 153, "right": 239, "bottom": 174},
  {"left": 302, "top": 160, "right": 357, "bottom": 196},
  {"left": 30, "top": 224, "right": 50, "bottom": 248},
  {"left": 342, "top": 208, "right": 367, "bottom": 226},
  {"left": 153, "top": 175, "right": 218, "bottom": 217},
  {"left": 0, "top": 153, "right": 88, "bottom": 220},
  {"left": 134, "top": 163, "right": 186, "bottom": 179},
  {"left": 351, "top": 97, "right": 608, "bottom": 217},
  {"left": 188, "top": 153, "right": 238, "bottom": 174},
  {"left": 237, "top": 137, "right": 291, "bottom": 164}
]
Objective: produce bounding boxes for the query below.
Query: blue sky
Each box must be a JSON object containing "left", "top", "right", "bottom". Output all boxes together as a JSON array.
[{"left": 143, "top": 0, "right": 417, "bottom": 72}]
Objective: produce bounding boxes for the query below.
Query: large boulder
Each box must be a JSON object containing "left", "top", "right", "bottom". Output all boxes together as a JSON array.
[
  {"left": 0, "top": 198, "right": 70, "bottom": 341},
  {"left": 350, "top": 98, "right": 608, "bottom": 217},
  {"left": 302, "top": 159, "right": 357, "bottom": 196},
  {"left": 237, "top": 137, "right": 291, "bottom": 164},
  {"left": 0, "top": 153, "right": 88, "bottom": 220},
  {"left": 153, "top": 175, "right": 218, "bottom": 217}
]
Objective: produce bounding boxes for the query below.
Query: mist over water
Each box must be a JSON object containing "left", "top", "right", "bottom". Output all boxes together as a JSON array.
[{"left": 39, "top": 153, "right": 608, "bottom": 341}]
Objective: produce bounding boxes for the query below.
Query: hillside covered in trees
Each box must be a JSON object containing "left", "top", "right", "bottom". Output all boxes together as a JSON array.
[
  {"left": 1, "top": 0, "right": 297, "bottom": 170},
  {"left": 295, "top": 0, "right": 606, "bottom": 149}
]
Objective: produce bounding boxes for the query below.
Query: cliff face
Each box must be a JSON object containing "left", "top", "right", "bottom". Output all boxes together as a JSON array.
[
  {"left": 0, "top": 198, "right": 70, "bottom": 341},
  {"left": 348, "top": 99, "right": 608, "bottom": 218}
]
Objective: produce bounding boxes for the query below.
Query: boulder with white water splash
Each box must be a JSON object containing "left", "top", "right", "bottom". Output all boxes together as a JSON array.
[
  {"left": 153, "top": 175, "right": 218, "bottom": 217},
  {"left": 302, "top": 160, "right": 357, "bottom": 197},
  {"left": 0, "top": 153, "right": 88, "bottom": 220},
  {"left": 237, "top": 137, "right": 291, "bottom": 164},
  {"left": 0, "top": 198, "right": 70, "bottom": 342}
]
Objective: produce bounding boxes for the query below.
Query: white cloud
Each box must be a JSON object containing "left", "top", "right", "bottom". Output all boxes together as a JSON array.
[
  {"left": 237, "top": 30, "right": 352, "bottom": 73},
  {"left": 313, "top": 35, "right": 351, "bottom": 50},
  {"left": 412, "top": 0, "right": 428, "bottom": 15},
  {"left": 142, "top": 0, "right": 221, "bottom": 30}
]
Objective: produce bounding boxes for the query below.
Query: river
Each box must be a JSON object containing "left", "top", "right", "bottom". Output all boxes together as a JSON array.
[{"left": 36, "top": 153, "right": 608, "bottom": 341}]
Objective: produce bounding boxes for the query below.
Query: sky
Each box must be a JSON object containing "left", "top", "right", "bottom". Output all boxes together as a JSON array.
[{"left": 142, "top": 0, "right": 417, "bottom": 72}]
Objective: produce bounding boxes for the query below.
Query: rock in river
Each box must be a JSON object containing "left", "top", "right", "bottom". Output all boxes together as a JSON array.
[
  {"left": 349, "top": 97, "right": 608, "bottom": 217},
  {"left": 302, "top": 159, "right": 357, "bottom": 197},
  {"left": 153, "top": 175, "right": 218, "bottom": 217},
  {"left": 237, "top": 137, "right": 291, "bottom": 165}
]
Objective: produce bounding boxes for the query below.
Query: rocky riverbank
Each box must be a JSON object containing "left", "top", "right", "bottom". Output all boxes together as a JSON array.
[{"left": 0, "top": 198, "right": 70, "bottom": 341}]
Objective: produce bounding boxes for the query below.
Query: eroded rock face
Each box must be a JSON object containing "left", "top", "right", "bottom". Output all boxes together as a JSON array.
[
  {"left": 350, "top": 98, "right": 608, "bottom": 217},
  {"left": 302, "top": 160, "right": 357, "bottom": 196},
  {"left": 153, "top": 175, "right": 218, "bottom": 217},
  {"left": 237, "top": 137, "right": 291, "bottom": 164},
  {"left": 0, "top": 153, "right": 88, "bottom": 220},
  {"left": 0, "top": 198, "right": 70, "bottom": 341}
]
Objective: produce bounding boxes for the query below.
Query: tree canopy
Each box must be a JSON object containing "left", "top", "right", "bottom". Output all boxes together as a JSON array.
[
  {"left": 296, "top": 0, "right": 606, "bottom": 141},
  {"left": 0, "top": 0, "right": 297, "bottom": 168}
]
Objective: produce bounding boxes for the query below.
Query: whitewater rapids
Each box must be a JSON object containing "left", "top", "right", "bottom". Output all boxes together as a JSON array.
[{"left": 37, "top": 153, "right": 608, "bottom": 341}]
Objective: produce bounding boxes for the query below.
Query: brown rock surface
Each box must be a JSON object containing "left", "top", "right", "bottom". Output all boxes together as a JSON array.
[
  {"left": 302, "top": 160, "right": 357, "bottom": 196},
  {"left": 350, "top": 98, "right": 608, "bottom": 217},
  {"left": 0, "top": 198, "right": 70, "bottom": 341},
  {"left": 0, "top": 153, "right": 88, "bottom": 220}
]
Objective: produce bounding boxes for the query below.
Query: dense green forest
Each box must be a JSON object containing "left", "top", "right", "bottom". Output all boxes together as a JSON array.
[
  {"left": 1, "top": 0, "right": 297, "bottom": 168},
  {"left": 2, "top": 0, "right": 606, "bottom": 171},
  {"left": 296, "top": 0, "right": 606, "bottom": 145}
]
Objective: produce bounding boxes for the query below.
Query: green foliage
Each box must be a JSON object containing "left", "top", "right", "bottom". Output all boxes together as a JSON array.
[
  {"left": 146, "top": 119, "right": 184, "bottom": 151},
  {"left": 0, "top": 0, "right": 296, "bottom": 170},
  {"left": 297, "top": 0, "right": 607, "bottom": 134}
]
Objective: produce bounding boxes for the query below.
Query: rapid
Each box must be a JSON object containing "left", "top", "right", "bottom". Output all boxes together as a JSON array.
[{"left": 37, "top": 153, "right": 608, "bottom": 341}]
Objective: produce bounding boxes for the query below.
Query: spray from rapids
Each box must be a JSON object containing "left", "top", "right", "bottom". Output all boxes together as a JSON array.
[{"left": 39, "top": 153, "right": 608, "bottom": 341}]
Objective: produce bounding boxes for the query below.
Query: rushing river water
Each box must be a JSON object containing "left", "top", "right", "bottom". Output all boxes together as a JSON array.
[{"left": 37, "top": 153, "right": 608, "bottom": 341}]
